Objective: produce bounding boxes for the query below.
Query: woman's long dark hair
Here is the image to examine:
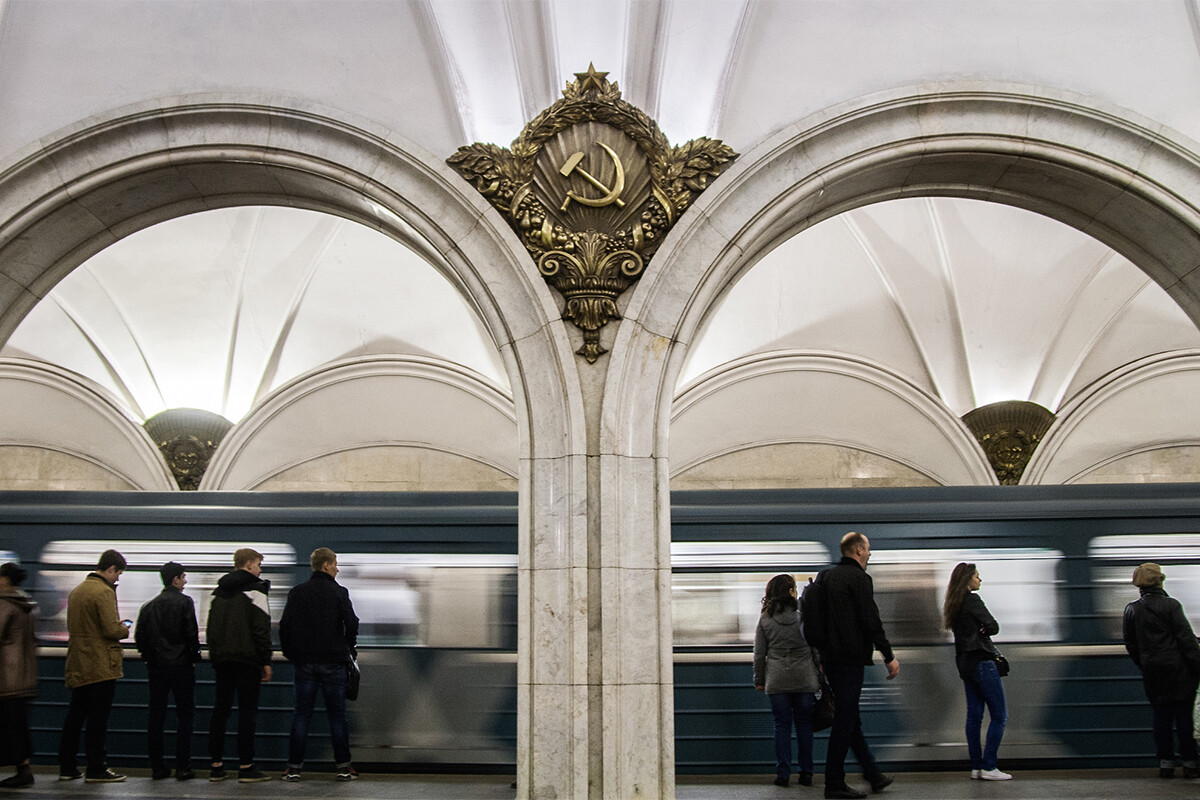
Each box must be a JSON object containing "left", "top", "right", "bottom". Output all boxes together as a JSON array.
[
  {"left": 761, "top": 573, "right": 798, "bottom": 617},
  {"left": 942, "top": 562, "right": 977, "bottom": 630}
]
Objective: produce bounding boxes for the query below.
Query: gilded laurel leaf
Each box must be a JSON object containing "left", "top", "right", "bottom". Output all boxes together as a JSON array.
[
  {"left": 447, "top": 143, "right": 513, "bottom": 189},
  {"left": 672, "top": 138, "right": 737, "bottom": 193}
]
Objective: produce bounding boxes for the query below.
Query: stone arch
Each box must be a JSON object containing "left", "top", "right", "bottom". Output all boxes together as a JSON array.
[
  {"left": 607, "top": 84, "right": 1200, "bottom": 463},
  {"left": 0, "top": 97, "right": 588, "bottom": 799},
  {"left": 203, "top": 355, "right": 518, "bottom": 490},
  {"left": 670, "top": 351, "right": 995, "bottom": 486}
]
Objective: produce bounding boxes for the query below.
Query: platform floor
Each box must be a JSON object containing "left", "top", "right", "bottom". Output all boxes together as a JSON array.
[{"left": 2, "top": 767, "right": 1196, "bottom": 799}]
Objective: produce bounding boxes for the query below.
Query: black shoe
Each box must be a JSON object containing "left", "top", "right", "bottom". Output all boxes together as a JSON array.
[
  {"left": 237, "top": 766, "right": 271, "bottom": 783},
  {"left": 0, "top": 770, "right": 33, "bottom": 788},
  {"left": 1184, "top": 766, "right": 1199, "bottom": 779},
  {"left": 175, "top": 769, "right": 195, "bottom": 781},
  {"left": 798, "top": 771, "right": 813, "bottom": 787},
  {"left": 57, "top": 770, "right": 82, "bottom": 782},
  {"left": 84, "top": 769, "right": 126, "bottom": 783},
  {"left": 1160, "top": 767, "right": 1176, "bottom": 778},
  {"left": 825, "top": 788, "right": 868, "bottom": 799},
  {"left": 151, "top": 767, "right": 172, "bottom": 780},
  {"left": 208, "top": 767, "right": 227, "bottom": 782},
  {"left": 774, "top": 775, "right": 790, "bottom": 787},
  {"left": 869, "top": 774, "right": 894, "bottom": 793}
]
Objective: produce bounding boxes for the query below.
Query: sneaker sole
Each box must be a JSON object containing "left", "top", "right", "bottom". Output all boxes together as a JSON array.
[{"left": 239, "top": 777, "right": 271, "bottom": 783}]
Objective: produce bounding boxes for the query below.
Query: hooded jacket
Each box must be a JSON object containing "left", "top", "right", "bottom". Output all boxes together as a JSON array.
[
  {"left": 206, "top": 569, "right": 272, "bottom": 667},
  {"left": 0, "top": 588, "right": 37, "bottom": 698},
  {"left": 753, "top": 606, "right": 819, "bottom": 694},
  {"left": 64, "top": 573, "right": 129, "bottom": 688},
  {"left": 280, "top": 570, "right": 359, "bottom": 664},
  {"left": 135, "top": 585, "right": 201, "bottom": 666}
]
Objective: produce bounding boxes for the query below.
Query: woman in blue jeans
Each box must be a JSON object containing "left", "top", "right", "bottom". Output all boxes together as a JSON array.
[
  {"left": 754, "top": 574, "right": 820, "bottom": 788},
  {"left": 943, "top": 562, "right": 1011, "bottom": 781}
]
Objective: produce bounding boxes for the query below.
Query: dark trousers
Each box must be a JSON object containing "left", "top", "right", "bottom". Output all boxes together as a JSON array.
[
  {"left": 288, "top": 662, "right": 351, "bottom": 768},
  {"left": 769, "top": 691, "right": 815, "bottom": 779},
  {"left": 208, "top": 663, "right": 262, "bottom": 766},
  {"left": 1151, "top": 698, "right": 1199, "bottom": 766},
  {"left": 147, "top": 662, "right": 195, "bottom": 771},
  {"left": 57, "top": 679, "right": 117, "bottom": 775},
  {"left": 824, "top": 662, "right": 882, "bottom": 790},
  {"left": 0, "top": 698, "right": 32, "bottom": 767}
]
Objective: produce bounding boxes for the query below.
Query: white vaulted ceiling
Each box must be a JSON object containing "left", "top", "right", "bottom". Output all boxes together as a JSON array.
[{"left": 2, "top": 0, "right": 1200, "bottom": 486}]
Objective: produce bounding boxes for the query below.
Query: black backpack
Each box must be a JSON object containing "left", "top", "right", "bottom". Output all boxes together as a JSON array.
[{"left": 800, "top": 572, "right": 829, "bottom": 649}]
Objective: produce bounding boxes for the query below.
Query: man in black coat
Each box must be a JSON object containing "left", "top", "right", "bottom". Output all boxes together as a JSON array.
[
  {"left": 134, "top": 562, "right": 200, "bottom": 780},
  {"left": 817, "top": 532, "right": 899, "bottom": 799},
  {"left": 1123, "top": 561, "right": 1200, "bottom": 778},
  {"left": 206, "top": 548, "right": 272, "bottom": 783},
  {"left": 279, "top": 548, "right": 359, "bottom": 782}
]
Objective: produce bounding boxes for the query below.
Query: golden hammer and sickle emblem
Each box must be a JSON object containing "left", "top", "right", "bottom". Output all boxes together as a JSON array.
[{"left": 558, "top": 142, "right": 626, "bottom": 211}]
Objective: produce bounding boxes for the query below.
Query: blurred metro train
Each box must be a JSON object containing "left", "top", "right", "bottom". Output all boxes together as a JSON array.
[{"left": 0, "top": 485, "right": 1195, "bottom": 773}]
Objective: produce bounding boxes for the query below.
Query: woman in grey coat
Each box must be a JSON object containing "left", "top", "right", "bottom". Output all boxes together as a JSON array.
[{"left": 754, "top": 573, "right": 820, "bottom": 788}]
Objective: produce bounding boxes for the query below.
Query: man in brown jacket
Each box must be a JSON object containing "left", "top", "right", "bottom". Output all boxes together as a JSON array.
[
  {"left": 0, "top": 562, "right": 37, "bottom": 788},
  {"left": 57, "top": 549, "right": 131, "bottom": 783}
]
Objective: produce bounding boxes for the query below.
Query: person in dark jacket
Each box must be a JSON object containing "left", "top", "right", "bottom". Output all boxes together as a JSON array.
[
  {"left": 135, "top": 562, "right": 200, "bottom": 781},
  {"left": 1123, "top": 562, "right": 1200, "bottom": 779},
  {"left": 816, "top": 532, "right": 897, "bottom": 799},
  {"left": 754, "top": 573, "right": 820, "bottom": 788},
  {"left": 206, "top": 548, "right": 272, "bottom": 783},
  {"left": 0, "top": 563, "right": 37, "bottom": 788},
  {"left": 942, "top": 562, "right": 1010, "bottom": 781},
  {"left": 279, "top": 548, "right": 359, "bottom": 782}
]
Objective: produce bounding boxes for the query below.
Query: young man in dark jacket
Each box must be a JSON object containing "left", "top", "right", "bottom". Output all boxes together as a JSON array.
[
  {"left": 206, "top": 548, "right": 272, "bottom": 783},
  {"left": 279, "top": 548, "right": 359, "bottom": 782},
  {"left": 135, "top": 561, "right": 200, "bottom": 780},
  {"left": 817, "top": 532, "right": 898, "bottom": 799}
]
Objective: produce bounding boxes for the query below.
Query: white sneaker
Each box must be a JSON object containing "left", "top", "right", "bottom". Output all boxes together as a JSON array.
[
  {"left": 980, "top": 768, "right": 1012, "bottom": 781},
  {"left": 970, "top": 769, "right": 981, "bottom": 780}
]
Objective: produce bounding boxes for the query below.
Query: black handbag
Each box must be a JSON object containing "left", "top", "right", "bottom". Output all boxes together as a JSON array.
[
  {"left": 346, "top": 657, "right": 361, "bottom": 701},
  {"left": 993, "top": 653, "right": 1010, "bottom": 677},
  {"left": 812, "top": 669, "right": 836, "bottom": 731}
]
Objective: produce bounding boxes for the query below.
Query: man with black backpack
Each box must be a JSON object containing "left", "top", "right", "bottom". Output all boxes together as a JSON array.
[{"left": 808, "top": 532, "right": 899, "bottom": 799}]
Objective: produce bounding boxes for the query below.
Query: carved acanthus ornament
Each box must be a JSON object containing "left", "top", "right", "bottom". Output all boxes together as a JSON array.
[{"left": 448, "top": 65, "right": 737, "bottom": 362}]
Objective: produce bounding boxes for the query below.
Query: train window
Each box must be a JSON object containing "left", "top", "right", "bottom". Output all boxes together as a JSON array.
[
  {"left": 1089, "top": 534, "right": 1200, "bottom": 639},
  {"left": 335, "top": 553, "right": 517, "bottom": 649},
  {"left": 867, "top": 549, "right": 1064, "bottom": 644},
  {"left": 670, "top": 541, "right": 830, "bottom": 647},
  {"left": 37, "top": 540, "right": 296, "bottom": 644}
]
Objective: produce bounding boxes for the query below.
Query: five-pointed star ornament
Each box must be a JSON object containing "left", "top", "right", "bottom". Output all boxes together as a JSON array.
[{"left": 575, "top": 63, "right": 609, "bottom": 92}]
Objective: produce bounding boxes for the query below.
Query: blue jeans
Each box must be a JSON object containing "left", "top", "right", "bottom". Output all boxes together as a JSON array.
[
  {"left": 769, "top": 691, "right": 815, "bottom": 779},
  {"left": 288, "top": 662, "right": 351, "bottom": 769},
  {"left": 825, "top": 663, "right": 883, "bottom": 789},
  {"left": 963, "top": 658, "right": 1007, "bottom": 771}
]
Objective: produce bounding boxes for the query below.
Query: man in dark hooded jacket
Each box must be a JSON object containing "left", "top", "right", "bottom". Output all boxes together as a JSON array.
[{"left": 206, "top": 548, "right": 272, "bottom": 783}]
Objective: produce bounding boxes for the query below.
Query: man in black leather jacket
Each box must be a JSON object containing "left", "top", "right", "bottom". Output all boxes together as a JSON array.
[
  {"left": 817, "top": 532, "right": 899, "bottom": 799},
  {"left": 135, "top": 562, "right": 200, "bottom": 781}
]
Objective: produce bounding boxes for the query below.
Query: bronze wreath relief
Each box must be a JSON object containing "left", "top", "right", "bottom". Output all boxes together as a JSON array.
[{"left": 448, "top": 65, "right": 737, "bottom": 363}]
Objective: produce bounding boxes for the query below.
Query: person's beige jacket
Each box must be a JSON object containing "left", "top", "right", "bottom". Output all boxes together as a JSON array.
[{"left": 64, "top": 574, "right": 128, "bottom": 688}]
